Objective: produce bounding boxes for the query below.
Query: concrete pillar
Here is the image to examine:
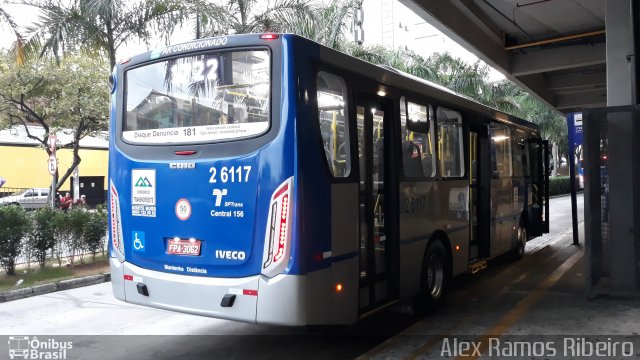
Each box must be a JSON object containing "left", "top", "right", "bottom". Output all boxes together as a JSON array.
[
  {"left": 605, "top": 0, "right": 638, "bottom": 291},
  {"left": 607, "top": 0, "right": 637, "bottom": 106}
]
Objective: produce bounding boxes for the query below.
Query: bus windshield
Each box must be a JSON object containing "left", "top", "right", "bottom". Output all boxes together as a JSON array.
[{"left": 123, "top": 49, "right": 270, "bottom": 144}]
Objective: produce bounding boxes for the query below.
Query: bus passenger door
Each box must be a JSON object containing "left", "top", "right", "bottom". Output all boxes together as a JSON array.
[
  {"left": 356, "top": 96, "right": 395, "bottom": 313},
  {"left": 528, "top": 138, "right": 550, "bottom": 236},
  {"left": 468, "top": 128, "right": 491, "bottom": 260},
  {"left": 541, "top": 140, "right": 550, "bottom": 233}
]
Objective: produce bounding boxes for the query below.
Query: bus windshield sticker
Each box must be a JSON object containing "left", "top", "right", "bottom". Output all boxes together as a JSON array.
[
  {"left": 448, "top": 187, "right": 469, "bottom": 220},
  {"left": 131, "top": 169, "right": 157, "bottom": 217},
  {"left": 152, "top": 37, "right": 229, "bottom": 59},
  {"left": 124, "top": 50, "right": 271, "bottom": 145}
]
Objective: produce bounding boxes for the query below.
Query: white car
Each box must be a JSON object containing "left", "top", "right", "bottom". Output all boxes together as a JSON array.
[{"left": 0, "top": 188, "right": 50, "bottom": 210}]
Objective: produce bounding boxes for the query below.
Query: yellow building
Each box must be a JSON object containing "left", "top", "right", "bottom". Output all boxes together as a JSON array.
[{"left": 0, "top": 125, "right": 108, "bottom": 203}]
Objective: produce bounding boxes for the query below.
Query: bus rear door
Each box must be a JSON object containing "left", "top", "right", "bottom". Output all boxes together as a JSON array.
[
  {"left": 355, "top": 95, "right": 398, "bottom": 314},
  {"left": 468, "top": 126, "right": 491, "bottom": 260},
  {"left": 528, "top": 138, "right": 550, "bottom": 236}
]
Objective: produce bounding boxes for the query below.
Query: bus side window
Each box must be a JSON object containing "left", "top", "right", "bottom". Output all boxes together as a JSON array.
[
  {"left": 490, "top": 125, "right": 512, "bottom": 178},
  {"left": 400, "top": 98, "right": 436, "bottom": 178},
  {"left": 436, "top": 107, "right": 464, "bottom": 178},
  {"left": 513, "top": 130, "right": 526, "bottom": 177},
  {"left": 316, "top": 72, "right": 351, "bottom": 178}
]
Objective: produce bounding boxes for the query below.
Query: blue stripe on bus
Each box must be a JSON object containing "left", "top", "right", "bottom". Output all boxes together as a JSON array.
[
  {"left": 398, "top": 224, "right": 468, "bottom": 246},
  {"left": 400, "top": 235, "right": 431, "bottom": 245}
]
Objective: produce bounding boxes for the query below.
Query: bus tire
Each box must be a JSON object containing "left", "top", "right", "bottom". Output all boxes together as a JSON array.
[
  {"left": 415, "top": 240, "right": 449, "bottom": 316},
  {"left": 512, "top": 221, "right": 527, "bottom": 260}
]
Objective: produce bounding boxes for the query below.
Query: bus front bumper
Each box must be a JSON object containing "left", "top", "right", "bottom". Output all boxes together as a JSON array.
[{"left": 110, "top": 258, "right": 308, "bottom": 325}]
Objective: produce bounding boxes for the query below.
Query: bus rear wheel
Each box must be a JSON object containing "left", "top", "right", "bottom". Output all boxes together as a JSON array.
[
  {"left": 513, "top": 223, "right": 527, "bottom": 260},
  {"left": 415, "top": 240, "right": 449, "bottom": 316}
]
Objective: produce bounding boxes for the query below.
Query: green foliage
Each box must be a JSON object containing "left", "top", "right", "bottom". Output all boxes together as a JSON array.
[
  {"left": 549, "top": 176, "right": 571, "bottom": 196},
  {"left": 22, "top": 0, "right": 196, "bottom": 68},
  {"left": 284, "top": 0, "right": 355, "bottom": 50},
  {"left": 199, "top": 0, "right": 312, "bottom": 38},
  {"left": 0, "top": 54, "right": 109, "bottom": 131},
  {"left": 340, "top": 43, "right": 567, "bottom": 150},
  {"left": 63, "top": 208, "right": 90, "bottom": 266},
  {"left": 28, "top": 207, "right": 58, "bottom": 269},
  {"left": 0, "top": 205, "right": 31, "bottom": 275},
  {"left": 83, "top": 208, "right": 108, "bottom": 259},
  {"left": 0, "top": 53, "right": 109, "bottom": 193},
  {"left": 0, "top": 266, "right": 73, "bottom": 292}
]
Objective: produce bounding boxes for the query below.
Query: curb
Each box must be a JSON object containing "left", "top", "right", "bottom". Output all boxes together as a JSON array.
[
  {"left": 549, "top": 191, "right": 583, "bottom": 199},
  {"left": 0, "top": 273, "right": 111, "bottom": 303}
]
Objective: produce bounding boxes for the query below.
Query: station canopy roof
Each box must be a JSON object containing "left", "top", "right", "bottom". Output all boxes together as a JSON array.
[{"left": 402, "top": 0, "right": 606, "bottom": 114}]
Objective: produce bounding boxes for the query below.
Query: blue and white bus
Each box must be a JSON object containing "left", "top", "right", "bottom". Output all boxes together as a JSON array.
[{"left": 108, "top": 33, "right": 549, "bottom": 325}]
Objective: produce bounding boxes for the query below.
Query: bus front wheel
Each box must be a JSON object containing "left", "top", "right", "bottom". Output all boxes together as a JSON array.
[{"left": 415, "top": 240, "right": 449, "bottom": 316}]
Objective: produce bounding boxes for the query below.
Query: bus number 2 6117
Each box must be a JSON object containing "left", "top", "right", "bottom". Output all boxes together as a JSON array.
[{"left": 209, "top": 166, "right": 251, "bottom": 183}]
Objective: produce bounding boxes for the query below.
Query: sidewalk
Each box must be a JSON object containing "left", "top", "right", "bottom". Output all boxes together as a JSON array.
[
  {"left": 357, "top": 224, "right": 640, "bottom": 359},
  {"left": 0, "top": 273, "right": 111, "bottom": 303}
]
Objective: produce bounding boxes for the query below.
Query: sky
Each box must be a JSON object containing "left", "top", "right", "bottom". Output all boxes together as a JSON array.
[{"left": 0, "top": 0, "right": 504, "bottom": 81}]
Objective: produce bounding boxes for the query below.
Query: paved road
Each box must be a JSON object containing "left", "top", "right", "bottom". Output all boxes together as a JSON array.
[
  {"left": 525, "top": 193, "right": 583, "bottom": 252},
  {"left": 548, "top": 193, "right": 583, "bottom": 234},
  {"left": 0, "top": 194, "right": 585, "bottom": 359}
]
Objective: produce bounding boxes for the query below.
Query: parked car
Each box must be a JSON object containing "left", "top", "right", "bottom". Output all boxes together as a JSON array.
[{"left": 0, "top": 188, "right": 50, "bottom": 210}]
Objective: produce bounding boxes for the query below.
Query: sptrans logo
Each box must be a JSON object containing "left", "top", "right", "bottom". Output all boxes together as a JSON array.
[{"left": 8, "top": 336, "right": 73, "bottom": 359}]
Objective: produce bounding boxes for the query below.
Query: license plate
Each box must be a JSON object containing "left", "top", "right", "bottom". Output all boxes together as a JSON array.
[{"left": 167, "top": 239, "right": 201, "bottom": 256}]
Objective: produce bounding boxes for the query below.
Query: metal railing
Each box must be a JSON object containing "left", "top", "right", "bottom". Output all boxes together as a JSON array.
[{"left": 0, "top": 187, "right": 28, "bottom": 199}]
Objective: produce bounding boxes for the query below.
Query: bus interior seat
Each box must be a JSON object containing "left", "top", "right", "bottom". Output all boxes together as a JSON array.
[{"left": 402, "top": 141, "right": 423, "bottom": 177}]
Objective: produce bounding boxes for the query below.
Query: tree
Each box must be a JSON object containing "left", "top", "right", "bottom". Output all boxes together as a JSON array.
[
  {"left": 22, "top": 0, "right": 198, "bottom": 68},
  {"left": 488, "top": 79, "right": 567, "bottom": 174},
  {"left": 0, "top": 53, "right": 110, "bottom": 195},
  {"left": 285, "top": 0, "right": 355, "bottom": 50},
  {"left": 426, "top": 52, "right": 491, "bottom": 99},
  {"left": 0, "top": 0, "right": 27, "bottom": 64},
  {"left": 199, "top": 0, "right": 312, "bottom": 38}
]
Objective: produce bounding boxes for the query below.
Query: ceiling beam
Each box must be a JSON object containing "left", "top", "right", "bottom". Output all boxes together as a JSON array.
[
  {"left": 546, "top": 71, "right": 607, "bottom": 90},
  {"left": 513, "top": 73, "right": 557, "bottom": 105},
  {"left": 511, "top": 43, "right": 606, "bottom": 76},
  {"left": 556, "top": 89, "right": 607, "bottom": 109}
]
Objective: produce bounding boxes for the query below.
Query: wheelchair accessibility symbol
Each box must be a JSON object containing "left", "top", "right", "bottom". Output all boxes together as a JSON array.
[{"left": 132, "top": 231, "right": 145, "bottom": 252}]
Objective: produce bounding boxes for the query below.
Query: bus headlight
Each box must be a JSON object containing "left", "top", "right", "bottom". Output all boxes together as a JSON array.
[{"left": 262, "top": 177, "right": 293, "bottom": 277}]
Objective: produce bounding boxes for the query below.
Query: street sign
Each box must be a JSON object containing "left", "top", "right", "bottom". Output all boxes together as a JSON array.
[
  {"left": 48, "top": 154, "right": 57, "bottom": 176},
  {"left": 48, "top": 134, "right": 57, "bottom": 154}
]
